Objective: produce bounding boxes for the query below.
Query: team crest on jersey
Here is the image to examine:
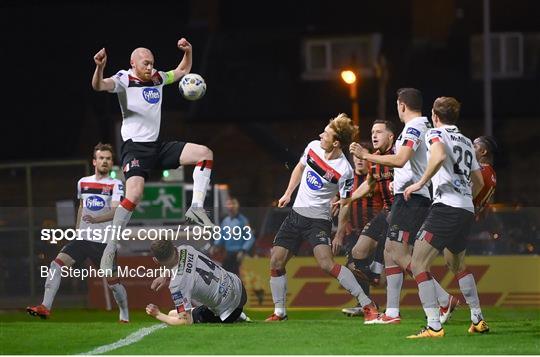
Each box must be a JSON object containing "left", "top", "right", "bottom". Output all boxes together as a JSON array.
[
  {"left": 142, "top": 88, "right": 160, "bottom": 104},
  {"left": 306, "top": 171, "right": 323, "bottom": 190},
  {"left": 101, "top": 186, "right": 112, "bottom": 195},
  {"left": 323, "top": 171, "right": 335, "bottom": 182}
]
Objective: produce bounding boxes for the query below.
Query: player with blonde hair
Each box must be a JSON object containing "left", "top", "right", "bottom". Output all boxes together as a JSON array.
[{"left": 266, "top": 114, "right": 379, "bottom": 324}]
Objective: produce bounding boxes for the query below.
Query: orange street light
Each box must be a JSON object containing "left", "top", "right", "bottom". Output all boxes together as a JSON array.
[
  {"left": 340, "top": 69, "right": 359, "bottom": 127},
  {"left": 341, "top": 70, "right": 357, "bottom": 85}
]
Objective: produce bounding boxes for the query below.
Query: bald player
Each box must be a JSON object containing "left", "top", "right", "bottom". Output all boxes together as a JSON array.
[{"left": 92, "top": 40, "right": 218, "bottom": 275}]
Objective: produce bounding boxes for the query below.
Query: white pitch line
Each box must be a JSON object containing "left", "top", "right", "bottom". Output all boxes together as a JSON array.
[{"left": 79, "top": 323, "right": 167, "bottom": 355}]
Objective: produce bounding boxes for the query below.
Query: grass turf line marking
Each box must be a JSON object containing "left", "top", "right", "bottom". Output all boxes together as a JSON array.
[{"left": 79, "top": 323, "right": 167, "bottom": 355}]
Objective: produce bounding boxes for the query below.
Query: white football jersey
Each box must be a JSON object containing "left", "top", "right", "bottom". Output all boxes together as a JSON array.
[
  {"left": 425, "top": 125, "right": 480, "bottom": 212},
  {"left": 293, "top": 140, "right": 354, "bottom": 220},
  {"left": 110, "top": 69, "right": 175, "bottom": 142},
  {"left": 77, "top": 175, "right": 124, "bottom": 243},
  {"left": 169, "top": 245, "right": 243, "bottom": 321},
  {"left": 393, "top": 116, "right": 432, "bottom": 199}
]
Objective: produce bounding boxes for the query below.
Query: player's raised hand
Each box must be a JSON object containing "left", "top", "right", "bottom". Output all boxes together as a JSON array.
[
  {"left": 146, "top": 303, "right": 160, "bottom": 317},
  {"left": 93, "top": 48, "right": 107, "bottom": 66},
  {"left": 403, "top": 182, "right": 423, "bottom": 201},
  {"left": 349, "top": 142, "right": 366, "bottom": 159},
  {"left": 150, "top": 276, "right": 168, "bottom": 291},
  {"left": 277, "top": 194, "right": 291, "bottom": 208},
  {"left": 177, "top": 38, "right": 192, "bottom": 52}
]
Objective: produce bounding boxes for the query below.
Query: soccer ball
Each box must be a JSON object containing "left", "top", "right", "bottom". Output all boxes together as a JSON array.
[{"left": 179, "top": 73, "right": 206, "bottom": 101}]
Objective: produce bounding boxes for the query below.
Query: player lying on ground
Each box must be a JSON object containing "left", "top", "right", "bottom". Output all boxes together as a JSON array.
[
  {"left": 266, "top": 114, "right": 379, "bottom": 324},
  {"left": 27, "top": 143, "right": 129, "bottom": 322},
  {"left": 350, "top": 88, "right": 457, "bottom": 324},
  {"left": 146, "top": 240, "right": 249, "bottom": 325},
  {"left": 403, "top": 97, "right": 488, "bottom": 338},
  {"left": 92, "top": 38, "right": 216, "bottom": 276}
]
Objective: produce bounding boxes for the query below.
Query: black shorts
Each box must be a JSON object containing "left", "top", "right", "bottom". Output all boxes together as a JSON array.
[
  {"left": 387, "top": 194, "right": 431, "bottom": 245},
  {"left": 60, "top": 240, "right": 117, "bottom": 270},
  {"left": 416, "top": 203, "right": 474, "bottom": 254},
  {"left": 121, "top": 139, "right": 186, "bottom": 180},
  {"left": 273, "top": 210, "right": 332, "bottom": 255},
  {"left": 191, "top": 284, "right": 247, "bottom": 324},
  {"left": 361, "top": 211, "right": 389, "bottom": 245}
]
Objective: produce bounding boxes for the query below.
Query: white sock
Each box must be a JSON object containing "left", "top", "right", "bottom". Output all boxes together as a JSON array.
[
  {"left": 192, "top": 160, "right": 212, "bottom": 207},
  {"left": 458, "top": 272, "right": 483, "bottom": 323},
  {"left": 270, "top": 272, "right": 287, "bottom": 317},
  {"left": 111, "top": 200, "right": 135, "bottom": 231},
  {"left": 109, "top": 283, "right": 129, "bottom": 321},
  {"left": 101, "top": 200, "right": 135, "bottom": 274},
  {"left": 42, "top": 260, "right": 62, "bottom": 310},
  {"left": 426, "top": 307, "right": 442, "bottom": 330},
  {"left": 370, "top": 261, "right": 384, "bottom": 275},
  {"left": 385, "top": 266, "right": 403, "bottom": 317},
  {"left": 332, "top": 264, "right": 372, "bottom": 307},
  {"left": 417, "top": 275, "right": 442, "bottom": 330},
  {"left": 433, "top": 278, "right": 449, "bottom": 307}
]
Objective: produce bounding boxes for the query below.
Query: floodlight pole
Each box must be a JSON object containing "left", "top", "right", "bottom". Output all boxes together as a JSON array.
[{"left": 350, "top": 82, "right": 359, "bottom": 128}]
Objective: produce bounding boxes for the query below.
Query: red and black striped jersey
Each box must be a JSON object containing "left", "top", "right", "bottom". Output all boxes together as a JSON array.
[
  {"left": 351, "top": 174, "right": 384, "bottom": 229},
  {"left": 368, "top": 149, "right": 395, "bottom": 211},
  {"left": 474, "top": 163, "right": 497, "bottom": 214}
]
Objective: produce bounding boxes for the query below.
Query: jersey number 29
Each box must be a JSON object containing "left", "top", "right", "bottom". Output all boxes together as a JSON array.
[{"left": 452, "top": 146, "right": 473, "bottom": 180}]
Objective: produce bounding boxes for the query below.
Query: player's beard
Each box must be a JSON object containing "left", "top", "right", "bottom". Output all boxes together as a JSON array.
[{"left": 97, "top": 167, "right": 110, "bottom": 176}]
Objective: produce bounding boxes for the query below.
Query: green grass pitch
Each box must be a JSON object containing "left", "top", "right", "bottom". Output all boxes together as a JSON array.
[{"left": 1, "top": 307, "right": 539, "bottom": 354}]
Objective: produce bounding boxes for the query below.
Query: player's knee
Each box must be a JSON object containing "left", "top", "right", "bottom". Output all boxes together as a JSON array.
[
  {"left": 447, "top": 261, "right": 465, "bottom": 275},
  {"left": 270, "top": 254, "right": 286, "bottom": 270},
  {"left": 351, "top": 244, "right": 360, "bottom": 259},
  {"left": 201, "top": 146, "right": 213, "bottom": 160}
]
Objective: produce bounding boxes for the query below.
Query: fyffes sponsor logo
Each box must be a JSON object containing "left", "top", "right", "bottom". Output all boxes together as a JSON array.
[
  {"left": 142, "top": 88, "right": 160, "bottom": 104},
  {"left": 306, "top": 170, "right": 323, "bottom": 190},
  {"left": 86, "top": 196, "right": 105, "bottom": 211}
]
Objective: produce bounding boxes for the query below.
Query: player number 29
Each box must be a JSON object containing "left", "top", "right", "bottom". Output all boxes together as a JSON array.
[{"left": 452, "top": 145, "right": 473, "bottom": 180}]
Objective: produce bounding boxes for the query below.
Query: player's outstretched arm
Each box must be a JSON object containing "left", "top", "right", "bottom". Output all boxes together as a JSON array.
[
  {"left": 168, "top": 38, "right": 193, "bottom": 83},
  {"left": 403, "top": 142, "right": 446, "bottom": 200},
  {"left": 366, "top": 146, "right": 412, "bottom": 168},
  {"left": 92, "top": 48, "right": 115, "bottom": 92},
  {"left": 277, "top": 162, "right": 305, "bottom": 208},
  {"left": 146, "top": 304, "right": 193, "bottom": 326},
  {"left": 350, "top": 174, "right": 376, "bottom": 202}
]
